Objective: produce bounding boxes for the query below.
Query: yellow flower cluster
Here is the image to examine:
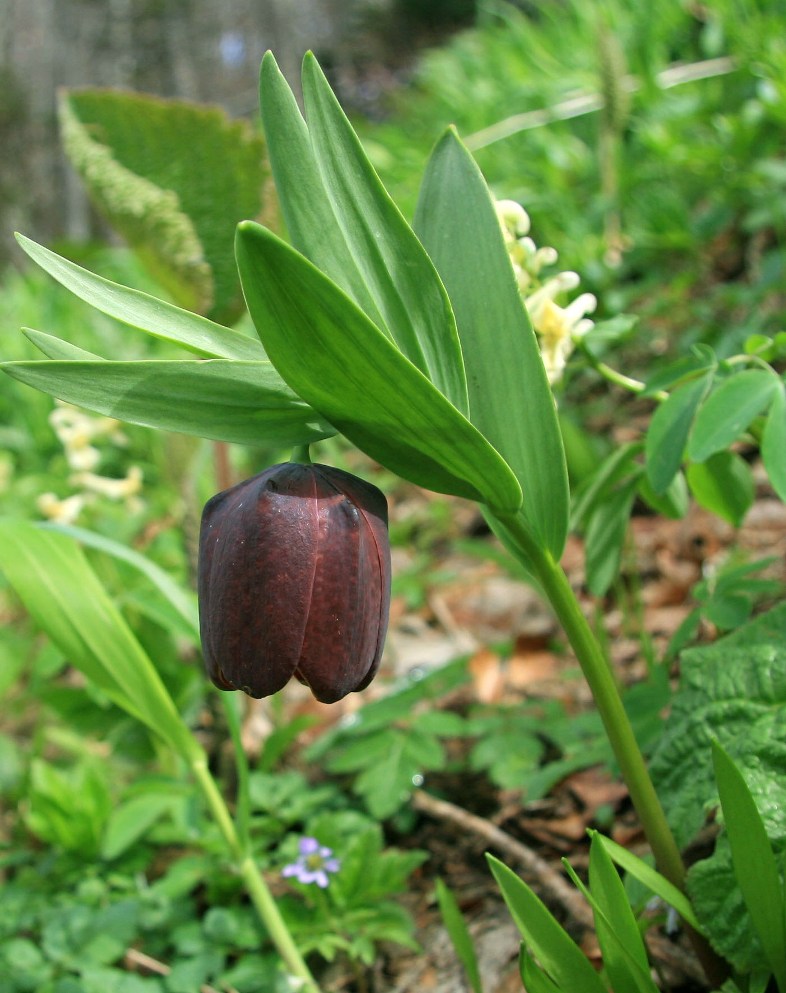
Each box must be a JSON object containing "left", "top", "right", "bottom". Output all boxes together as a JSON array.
[
  {"left": 37, "top": 401, "right": 144, "bottom": 524},
  {"left": 495, "top": 199, "right": 596, "bottom": 384}
]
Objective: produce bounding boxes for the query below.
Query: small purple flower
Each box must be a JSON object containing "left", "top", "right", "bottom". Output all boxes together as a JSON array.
[{"left": 282, "top": 836, "right": 341, "bottom": 889}]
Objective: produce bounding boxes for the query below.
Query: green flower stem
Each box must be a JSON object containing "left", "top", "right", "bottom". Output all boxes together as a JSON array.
[
  {"left": 577, "top": 343, "right": 668, "bottom": 402},
  {"left": 291, "top": 444, "right": 313, "bottom": 464},
  {"left": 190, "top": 756, "right": 320, "bottom": 992},
  {"left": 497, "top": 513, "right": 727, "bottom": 986}
]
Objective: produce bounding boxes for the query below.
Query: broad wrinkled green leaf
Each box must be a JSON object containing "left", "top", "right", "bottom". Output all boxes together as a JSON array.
[
  {"left": 645, "top": 372, "right": 712, "bottom": 493},
  {"left": 415, "top": 129, "right": 568, "bottom": 558},
  {"left": 16, "top": 235, "right": 264, "bottom": 360},
  {"left": 689, "top": 369, "right": 777, "bottom": 462},
  {"left": 259, "top": 53, "right": 468, "bottom": 415},
  {"left": 235, "top": 220, "right": 522, "bottom": 512},
  {"left": 651, "top": 604, "right": 786, "bottom": 848},
  {"left": 1, "top": 357, "right": 333, "bottom": 447},
  {"left": 762, "top": 381, "right": 786, "bottom": 502},
  {"left": 687, "top": 450, "right": 754, "bottom": 526},
  {"left": 688, "top": 839, "right": 770, "bottom": 975},
  {"left": 0, "top": 521, "right": 200, "bottom": 760},
  {"left": 59, "top": 88, "right": 269, "bottom": 323},
  {"left": 487, "top": 855, "right": 606, "bottom": 993},
  {"left": 712, "top": 741, "right": 786, "bottom": 990},
  {"left": 650, "top": 604, "right": 786, "bottom": 972}
]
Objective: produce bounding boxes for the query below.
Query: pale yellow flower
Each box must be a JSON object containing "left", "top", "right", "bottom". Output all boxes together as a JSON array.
[{"left": 37, "top": 492, "right": 87, "bottom": 524}]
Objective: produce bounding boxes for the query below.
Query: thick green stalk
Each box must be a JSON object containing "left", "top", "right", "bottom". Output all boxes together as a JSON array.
[
  {"left": 190, "top": 756, "right": 320, "bottom": 992},
  {"left": 497, "top": 513, "right": 727, "bottom": 986}
]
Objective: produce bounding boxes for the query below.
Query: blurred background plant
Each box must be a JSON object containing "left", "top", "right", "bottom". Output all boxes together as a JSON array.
[{"left": 1, "top": 0, "right": 785, "bottom": 990}]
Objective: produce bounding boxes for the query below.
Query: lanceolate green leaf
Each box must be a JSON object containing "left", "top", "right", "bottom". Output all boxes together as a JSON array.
[
  {"left": 688, "top": 369, "right": 777, "bottom": 463},
  {"left": 23, "top": 329, "right": 103, "bottom": 361},
  {"left": 414, "top": 129, "right": 568, "bottom": 558},
  {"left": 15, "top": 235, "right": 265, "bottom": 361},
  {"left": 259, "top": 53, "right": 390, "bottom": 339},
  {"left": 300, "top": 54, "right": 468, "bottom": 416},
  {"left": 235, "top": 221, "right": 522, "bottom": 512},
  {"left": 712, "top": 740, "right": 786, "bottom": 992},
  {"left": 0, "top": 521, "right": 200, "bottom": 761},
  {"left": 1, "top": 358, "right": 334, "bottom": 447}
]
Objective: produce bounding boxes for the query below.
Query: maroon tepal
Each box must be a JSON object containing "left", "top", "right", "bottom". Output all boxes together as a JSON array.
[{"left": 198, "top": 462, "right": 391, "bottom": 704}]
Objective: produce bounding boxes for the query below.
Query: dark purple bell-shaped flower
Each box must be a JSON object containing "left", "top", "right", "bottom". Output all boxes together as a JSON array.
[{"left": 198, "top": 461, "right": 390, "bottom": 704}]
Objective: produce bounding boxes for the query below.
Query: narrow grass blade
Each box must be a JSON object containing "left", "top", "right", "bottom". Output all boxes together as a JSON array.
[
  {"left": 435, "top": 878, "right": 483, "bottom": 993},
  {"left": 712, "top": 740, "right": 786, "bottom": 991},
  {"left": 586, "top": 835, "right": 657, "bottom": 993},
  {"left": 0, "top": 521, "right": 201, "bottom": 761}
]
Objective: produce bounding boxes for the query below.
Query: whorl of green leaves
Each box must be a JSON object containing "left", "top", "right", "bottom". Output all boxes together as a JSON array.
[{"left": 59, "top": 89, "right": 269, "bottom": 324}]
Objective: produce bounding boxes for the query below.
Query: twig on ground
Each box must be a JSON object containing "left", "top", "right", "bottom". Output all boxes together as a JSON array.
[
  {"left": 411, "top": 788, "right": 705, "bottom": 986},
  {"left": 123, "top": 947, "right": 238, "bottom": 993},
  {"left": 412, "top": 788, "right": 593, "bottom": 928}
]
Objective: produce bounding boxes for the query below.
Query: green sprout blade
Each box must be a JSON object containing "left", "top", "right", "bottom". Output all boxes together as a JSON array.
[
  {"left": 712, "top": 740, "right": 786, "bottom": 991},
  {"left": 435, "top": 879, "right": 483, "bottom": 993},
  {"left": 487, "top": 855, "right": 606, "bottom": 993}
]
